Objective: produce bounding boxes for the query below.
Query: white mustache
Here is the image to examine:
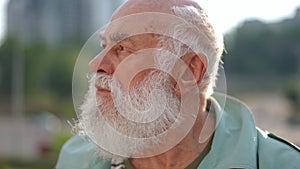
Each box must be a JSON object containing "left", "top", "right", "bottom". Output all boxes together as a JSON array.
[{"left": 93, "top": 73, "right": 112, "bottom": 90}]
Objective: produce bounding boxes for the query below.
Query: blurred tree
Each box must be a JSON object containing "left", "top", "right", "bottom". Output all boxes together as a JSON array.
[
  {"left": 0, "top": 37, "right": 16, "bottom": 97},
  {"left": 224, "top": 15, "right": 300, "bottom": 77},
  {"left": 0, "top": 37, "right": 80, "bottom": 118},
  {"left": 284, "top": 79, "right": 300, "bottom": 124}
]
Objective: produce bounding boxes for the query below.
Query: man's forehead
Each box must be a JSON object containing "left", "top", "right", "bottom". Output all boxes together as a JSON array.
[{"left": 99, "top": 12, "right": 185, "bottom": 41}]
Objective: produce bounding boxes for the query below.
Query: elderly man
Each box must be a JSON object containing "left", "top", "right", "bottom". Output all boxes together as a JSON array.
[{"left": 56, "top": 0, "right": 300, "bottom": 168}]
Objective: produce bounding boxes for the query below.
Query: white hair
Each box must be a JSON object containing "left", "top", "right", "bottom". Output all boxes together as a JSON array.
[{"left": 170, "top": 5, "right": 224, "bottom": 97}]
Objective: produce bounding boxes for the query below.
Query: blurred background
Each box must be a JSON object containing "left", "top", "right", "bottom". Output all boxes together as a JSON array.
[{"left": 0, "top": 0, "right": 299, "bottom": 168}]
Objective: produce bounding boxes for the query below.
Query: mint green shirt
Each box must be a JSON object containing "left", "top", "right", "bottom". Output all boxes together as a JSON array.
[{"left": 55, "top": 94, "right": 300, "bottom": 169}]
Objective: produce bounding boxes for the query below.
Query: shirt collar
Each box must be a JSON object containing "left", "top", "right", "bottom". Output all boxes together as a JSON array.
[{"left": 198, "top": 93, "right": 258, "bottom": 169}]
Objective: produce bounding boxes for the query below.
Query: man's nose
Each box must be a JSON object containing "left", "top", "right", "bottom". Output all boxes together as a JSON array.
[{"left": 89, "top": 52, "right": 114, "bottom": 75}]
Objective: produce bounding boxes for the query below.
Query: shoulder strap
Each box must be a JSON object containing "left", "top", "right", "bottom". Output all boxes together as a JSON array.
[{"left": 267, "top": 133, "right": 300, "bottom": 152}]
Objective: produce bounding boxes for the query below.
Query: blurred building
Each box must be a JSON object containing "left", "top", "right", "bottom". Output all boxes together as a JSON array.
[{"left": 6, "top": 0, "right": 124, "bottom": 45}]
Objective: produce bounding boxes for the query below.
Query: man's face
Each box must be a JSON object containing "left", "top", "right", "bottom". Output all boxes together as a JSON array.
[
  {"left": 76, "top": 8, "right": 202, "bottom": 159},
  {"left": 79, "top": 25, "right": 186, "bottom": 158},
  {"left": 91, "top": 27, "right": 180, "bottom": 123}
]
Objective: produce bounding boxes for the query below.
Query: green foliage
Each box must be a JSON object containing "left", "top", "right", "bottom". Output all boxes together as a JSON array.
[
  {"left": 223, "top": 18, "right": 300, "bottom": 77},
  {"left": 283, "top": 78, "right": 300, "bottom": 124},
  {"left": 0, "top": 37, "right": 18, "bottom": 97},
  {"left": 284, "top": 80, "right": 300, "bottom": 103},
  {"left": 0, "top": 157, "right": 53, "bottom": 169},
  {"left": 51, "top": 131, "right": 73, "bottom": 158},
  {"left": 0, "top": 37, "right": 81, "bottom": 118}
]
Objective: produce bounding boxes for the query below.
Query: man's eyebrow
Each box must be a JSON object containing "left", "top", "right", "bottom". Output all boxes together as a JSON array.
[
  {"left": 109, "top": 32, "right": 130, "bottom": 42},
  {"left": 97, "top": 31, "right": 133, "bottom": 47}
]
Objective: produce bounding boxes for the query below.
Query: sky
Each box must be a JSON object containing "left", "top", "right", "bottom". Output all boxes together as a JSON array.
[
  {"left": 0, "top": 0, "right": 300, "bottom": 43},
  {"left": 201, "top": 0, "right": 300, "bottom": 34}
]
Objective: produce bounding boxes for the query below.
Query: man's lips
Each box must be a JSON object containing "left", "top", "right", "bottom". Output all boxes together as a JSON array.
[{"left": 95, "top": 86, "right": 111, "bottom": 94}]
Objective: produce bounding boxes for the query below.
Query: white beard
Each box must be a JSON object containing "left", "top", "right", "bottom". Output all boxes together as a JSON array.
[{"left": 76, "top": 69, "right": 182, "bottom": 159}]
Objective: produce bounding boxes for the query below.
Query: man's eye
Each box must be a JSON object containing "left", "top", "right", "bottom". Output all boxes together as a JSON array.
[{"left": 119, "top": 45, "right": 126, "bottom": 51}]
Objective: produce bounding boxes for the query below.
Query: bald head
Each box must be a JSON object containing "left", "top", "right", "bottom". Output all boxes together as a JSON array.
[{"left": 111, "top": 0, "right": 202, "bottom": 20}]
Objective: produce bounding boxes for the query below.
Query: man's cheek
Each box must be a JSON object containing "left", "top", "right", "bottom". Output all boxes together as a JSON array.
[{"left": 113, "top": 50, "right": 156, "bottom": 91}]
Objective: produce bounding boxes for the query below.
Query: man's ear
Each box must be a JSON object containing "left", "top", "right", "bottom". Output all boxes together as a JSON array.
[{"left": 174, "top": 52, "right": 207, "bottom": 96}]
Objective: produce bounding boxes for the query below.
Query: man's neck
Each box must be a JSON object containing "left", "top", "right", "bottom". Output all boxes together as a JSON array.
[{"left": 130, "top": 106, "right": 215, "bottom": 169}]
